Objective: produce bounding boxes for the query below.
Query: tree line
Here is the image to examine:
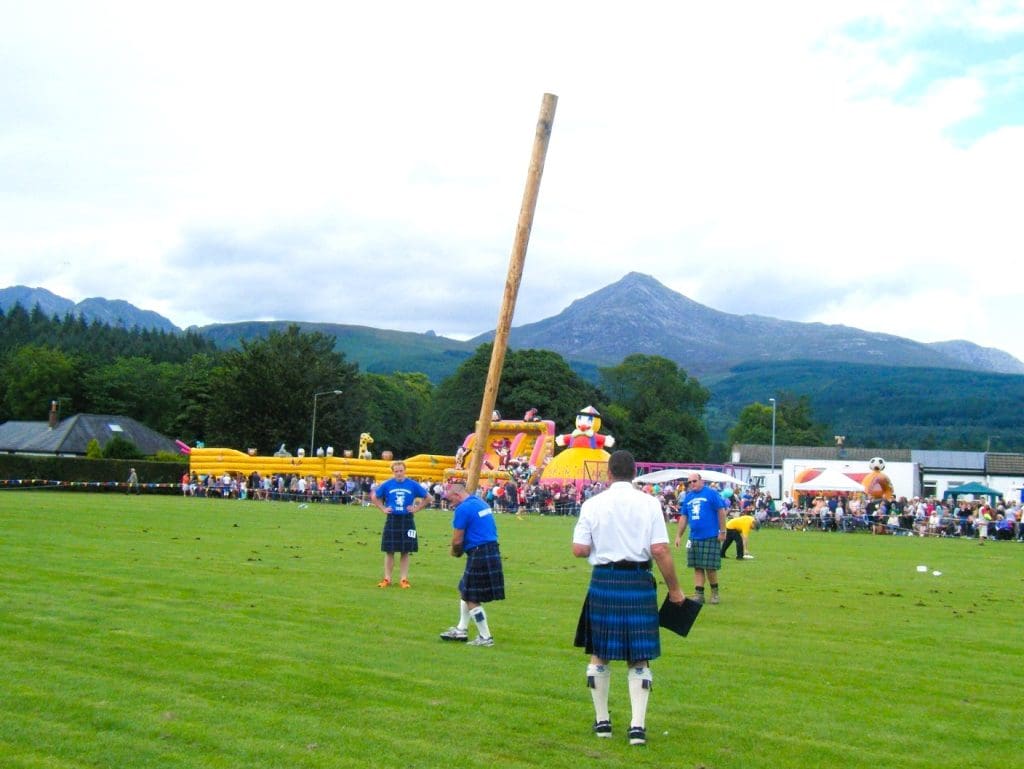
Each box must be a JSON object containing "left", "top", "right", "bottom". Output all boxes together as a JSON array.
[{"left": 1, "top": 304, "right": 830, "bottom": 462}]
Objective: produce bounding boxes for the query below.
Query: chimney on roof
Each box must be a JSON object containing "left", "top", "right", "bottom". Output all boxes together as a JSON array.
[{"left": 48, "top": 400, "right": 59, "bottom": 429}]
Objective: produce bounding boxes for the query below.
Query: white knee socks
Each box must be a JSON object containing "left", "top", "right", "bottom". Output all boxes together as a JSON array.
[
  {"left": 586, "top": 664, "right": 611, "bottom": 722},
  {"left": 470, "top": 606, "right": 491, "bottom": 638},
  {"left": 627, "top": 666, "right": 653, "bottom": 728}
]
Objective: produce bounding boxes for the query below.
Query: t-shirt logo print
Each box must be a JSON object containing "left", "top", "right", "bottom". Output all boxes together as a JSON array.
[{"left": 688, "top": 500, "right": 703, "bottom": 520}]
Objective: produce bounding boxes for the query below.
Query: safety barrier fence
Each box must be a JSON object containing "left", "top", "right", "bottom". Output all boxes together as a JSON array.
[{"left": 0, "top": 479, "right": 179, "bottom": 493}]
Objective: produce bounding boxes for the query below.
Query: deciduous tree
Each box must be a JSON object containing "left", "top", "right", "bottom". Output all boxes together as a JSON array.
[
  {"left": 727, "top": 394, "right": 829, "bottom": 448},
  {"left": 82, "top": 357, "right": 182, "bottom": 435},
  {"left": 205, "top": 325, "right": 361, "bottom": 454},
  {"left": 426, "top": 344, "right": 602, "bottom": 452},
  {"left": 599, "top": 354, "right": 710, "bottom": 461},
  {"left": 2, "top": 345, "right": 79, "bottom": 419},
  {"left": 359, "top": 372, "right": 433, "bottom": 458}
]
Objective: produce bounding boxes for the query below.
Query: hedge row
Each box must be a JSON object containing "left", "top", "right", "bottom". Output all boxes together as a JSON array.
[{"left": 0, "top": 454, "right": 187, "bottom": 490}]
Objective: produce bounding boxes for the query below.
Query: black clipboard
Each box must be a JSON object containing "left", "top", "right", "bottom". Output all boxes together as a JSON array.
[{"left": 659, "top": 595, "right": 702, "bottom": 637}]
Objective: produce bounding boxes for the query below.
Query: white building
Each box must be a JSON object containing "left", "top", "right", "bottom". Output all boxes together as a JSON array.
[{"left": 731, "top": 444, "right": 1024, "bottom": 504}]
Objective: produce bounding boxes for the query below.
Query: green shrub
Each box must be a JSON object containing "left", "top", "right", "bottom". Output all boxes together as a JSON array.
[
  {"left": 101, "top": 436, "right": 143, "bottom": 459},
  {"left": 151, "top": 450, "right": 185, "bottom": 462}
]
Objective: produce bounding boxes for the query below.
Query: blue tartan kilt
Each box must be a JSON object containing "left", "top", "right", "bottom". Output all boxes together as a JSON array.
[
  {"left": 577, "top": 567, "right": 660, "bottom": 662},
  {"left": 687, "top": 537, "right": 721, "bottom": 570},
  {"left": 380, "top": 513, "right": 418, "bottom": 553},
  {"left": 459, "top": 541, "right": 505, "bottom": 603}
]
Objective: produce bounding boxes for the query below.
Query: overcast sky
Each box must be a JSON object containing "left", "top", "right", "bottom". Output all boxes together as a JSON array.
[{"left": 3, "top": 1, "right": 1023, "bottom": 363}]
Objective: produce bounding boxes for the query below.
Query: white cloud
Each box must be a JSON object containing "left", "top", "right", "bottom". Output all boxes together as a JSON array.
[{"left": 2, "top": 1, "right": 1024, "bottom": 363}]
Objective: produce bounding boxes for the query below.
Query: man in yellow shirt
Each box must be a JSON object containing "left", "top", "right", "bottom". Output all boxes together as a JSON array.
[{"left": 721, "top": 514, "right": 757, "bottom": 560}]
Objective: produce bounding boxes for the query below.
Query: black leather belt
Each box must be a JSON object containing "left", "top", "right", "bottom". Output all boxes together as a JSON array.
[{"left": 598, "top": 560, "right": 651, "bottom": 571}]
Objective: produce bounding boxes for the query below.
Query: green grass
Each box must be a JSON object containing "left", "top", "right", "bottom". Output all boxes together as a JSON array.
[{"left": 0, "top": 492, "right": 1019, "bottom": 769}]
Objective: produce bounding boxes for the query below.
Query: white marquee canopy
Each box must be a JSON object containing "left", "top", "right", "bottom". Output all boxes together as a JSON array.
[
  {"left": 791, "top": 468, "right": 865, "bottom": 493},
  {"left": 634, "top": 468, "right": 749, "bottom": 486}
]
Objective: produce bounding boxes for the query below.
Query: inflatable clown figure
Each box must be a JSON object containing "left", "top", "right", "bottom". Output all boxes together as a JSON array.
[
  {"left": 555, "top": 406, "right": 615, "bottom": 450},
  {"left": 542, "top": 406, "right": 615, "bottom": 487}
]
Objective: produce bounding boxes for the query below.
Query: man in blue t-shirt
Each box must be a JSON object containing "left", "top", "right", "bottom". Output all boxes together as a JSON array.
[
  {"left": 674, "top": 472, "right": 729, "bottom": 604},
  {"left": 373, "top": 461, "right": 428, "bottom": 588},
  {"left": 438, "top": 483, "right": 505, "bottom": 646}
]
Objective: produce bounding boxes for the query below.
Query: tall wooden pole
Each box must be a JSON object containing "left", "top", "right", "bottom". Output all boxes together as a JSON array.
[{"left": 465, "top": 93, "right": 558, "bottom": 494}]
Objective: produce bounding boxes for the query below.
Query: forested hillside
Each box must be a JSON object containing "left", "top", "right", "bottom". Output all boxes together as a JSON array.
[
  {"left": 198, "top": 321, "right": 476, "bottom": 382},
  {"left": 0, "top": 303, "right": 215, "bottom": 364},
  {"left": 0, "top": 308, "right": 716, "bottom": 463},
  {"left": 706, "top": 360, "right": 1024, "bottom": 452},
  {"left": 4, "top": 304, "right": 1021, "bottom": 458}
]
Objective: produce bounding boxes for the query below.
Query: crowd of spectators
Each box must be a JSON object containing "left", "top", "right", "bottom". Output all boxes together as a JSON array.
[
  {"left": 181, "top": 469, "right": 1022, "bottom": 542},
  {"left": 768, "top": 492, "right": 1023, "bottom": 540},
  {"left": 181, "top": 470, "right": 377, "bottom": 505}
]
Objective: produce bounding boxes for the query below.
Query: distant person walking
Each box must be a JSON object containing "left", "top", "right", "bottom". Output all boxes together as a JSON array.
[
  {"left": 127, "top": 467, "right": 140, "bottom": 495},
  {"left": 675, "top": 473, "right": 729, "bottom": 604},
  {"left": 572, "top": 450, "right": 685, "bottom": 746},
  {"left": 439, "top": 483, "right": 505, "bottom": 646},
  {"left": 373, "top": 461, "right": 428, "bottom": 588}
]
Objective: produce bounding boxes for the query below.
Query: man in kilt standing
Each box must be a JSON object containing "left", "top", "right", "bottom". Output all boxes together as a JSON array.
[
  {"left": 572, "top": 450, "right": 685, "bottom": 746},
  {"left": 439, "top": 483, "right": 505, "bottom": 647},
  {"left": 373, "top": 461, "right": 429, "bottom": 588},
  {"left": 674, "top": 472, "right": 729, "bottom": 604}
]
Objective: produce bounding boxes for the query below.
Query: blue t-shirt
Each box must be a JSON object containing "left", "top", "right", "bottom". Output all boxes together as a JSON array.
[
  {"left": 682, "top": 487, "right": 727, "bottom": 540},
  {"left": 452, "top": 495, "right": 499, "bottom": 551},
  {"left": 375, "top": 478, "right": 426, "bottom": 514}
]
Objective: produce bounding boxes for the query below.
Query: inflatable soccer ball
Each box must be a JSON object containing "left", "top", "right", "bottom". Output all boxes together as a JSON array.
[{"left": 868, "top": 456, "right": 886, "bottom": 471}]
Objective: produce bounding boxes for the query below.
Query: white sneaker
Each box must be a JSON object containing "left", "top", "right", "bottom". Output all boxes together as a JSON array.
[
  {"left": 742, "top": 554, "right": 755, "bottom": 560},
  {"left": 439, "top": 627, "right": 468, "bottom": 642},
  {"left": 467, "top": 635, "right": 494, "bottom": 647}
]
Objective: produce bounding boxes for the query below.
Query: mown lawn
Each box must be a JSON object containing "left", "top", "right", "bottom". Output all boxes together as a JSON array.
[{"left": 0, "top": 491, "right": 1019, "bottom": 768}]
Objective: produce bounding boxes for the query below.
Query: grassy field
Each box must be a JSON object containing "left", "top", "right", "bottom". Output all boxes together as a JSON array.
[{"left": 0, "top": 491, "right": 1020, "bottom": 769}]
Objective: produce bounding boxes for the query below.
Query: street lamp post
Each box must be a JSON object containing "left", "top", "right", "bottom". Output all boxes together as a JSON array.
[
  {"left": 310, "top": 389, "right": 344, "bottom": 457},
  {"left": 769, "top": 397, "right": 777, "bottom": 472}
]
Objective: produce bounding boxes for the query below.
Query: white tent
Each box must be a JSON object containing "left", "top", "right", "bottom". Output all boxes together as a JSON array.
[
  {"left": 792, "top": 468, "right": 864, "bottom": 493},
  {"left": 634, "top": 468, "right": 749, "bottom": 486}
]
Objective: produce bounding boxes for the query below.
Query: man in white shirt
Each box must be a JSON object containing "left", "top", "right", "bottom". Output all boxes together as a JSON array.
[{"left": 572, "top": 450, "right": 684, "bottom": 747}]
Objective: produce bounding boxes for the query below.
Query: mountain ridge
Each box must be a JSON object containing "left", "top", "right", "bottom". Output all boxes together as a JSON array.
[
  {"left": 0, "top": 286, "right": 179, "bottom": 334},
  {"left": 3, "top": 275, "right": 1022, "bottom": 377},
  {"left": 471, "top": 272, "right": 1024, "bottom": 376}
]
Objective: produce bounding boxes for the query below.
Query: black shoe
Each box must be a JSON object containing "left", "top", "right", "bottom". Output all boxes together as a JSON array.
[
  {"left": 627, "top": 726, "right": 646, "bottom": 745},
  {"left": 593, "top": 720, "right": 612, "bottom": 738}
]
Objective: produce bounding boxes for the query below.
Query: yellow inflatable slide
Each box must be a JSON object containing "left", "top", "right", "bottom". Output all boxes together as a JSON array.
[
  {"left": 190, "top": 419, "right": 557, "bottom": 486},
  {"left": 188, "top": 447, "right": 453, "bottom": 484}
]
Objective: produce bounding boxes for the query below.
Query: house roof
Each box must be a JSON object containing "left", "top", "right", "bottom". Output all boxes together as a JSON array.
[
  {"left": 733, "top": 443, "right": 1024, "bottom": 475},
  {"left": 911, "top": 450, "right": 986, "bottom": 471},
  {"left": 731, "top": 444, "right": 912, "bottom": 466},
  {"left": 986, "top": 453, "right": 1024, "bottom": 475},
  {"left": 0, "top": 414, "right": 178, "bottom": 456}
]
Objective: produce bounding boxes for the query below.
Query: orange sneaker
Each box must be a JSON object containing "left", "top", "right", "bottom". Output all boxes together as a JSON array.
[
  {"left": 399, "top": 578, "right": 412, "bottom": 589},
  {"left": 377, "top": 578, "right": 391, "bottom": 588}
]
